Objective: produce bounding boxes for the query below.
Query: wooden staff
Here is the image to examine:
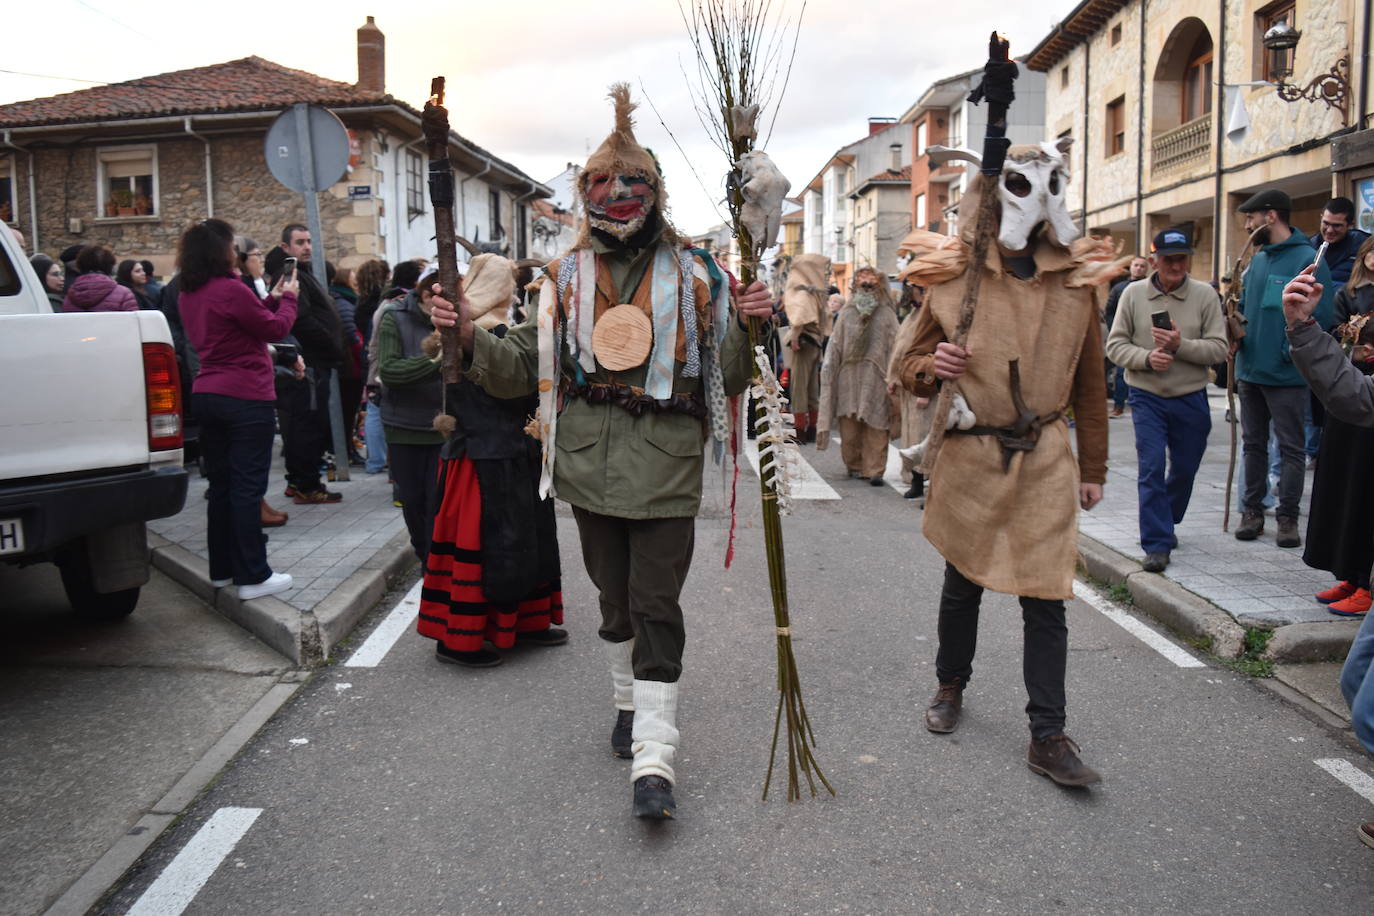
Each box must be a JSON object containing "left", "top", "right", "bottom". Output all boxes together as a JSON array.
[
  {"left": 1221, "top": 227, "right": 1264, "bottom": 531},
  {"left": 917, "top": 32, "right": 1017, "bottom": 477},
  {"left": 421, "top": 77, "right": 462, "bottom": 384}
]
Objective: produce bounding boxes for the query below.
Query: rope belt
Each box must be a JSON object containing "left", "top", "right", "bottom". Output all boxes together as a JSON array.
[{"left": 561, "top": 381, "right": 707, "bottom": 420}]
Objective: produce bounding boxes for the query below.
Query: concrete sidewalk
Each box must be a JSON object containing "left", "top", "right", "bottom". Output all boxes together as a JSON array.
[
  {"left": 147, "top": 447, "right": 416, "bottom": 665},
  {"left": 1077, "top": 386, "right": 1362, "bottom": 667}
]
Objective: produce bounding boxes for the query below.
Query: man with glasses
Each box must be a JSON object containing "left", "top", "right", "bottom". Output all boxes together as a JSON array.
[{"left": 1318, "top": 197, "right": 1370, "bottom": 293}]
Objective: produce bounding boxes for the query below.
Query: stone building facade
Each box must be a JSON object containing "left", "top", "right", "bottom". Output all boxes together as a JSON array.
[
  {"left": 0, "top": 18, "right": 549, "bottom": 279},
  {"left": 1028, "top": 0, "right": 1372, "bottom": 281}
]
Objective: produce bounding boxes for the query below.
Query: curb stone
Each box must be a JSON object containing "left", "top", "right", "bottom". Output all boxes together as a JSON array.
[
  {"left": 1264, "top": 620, "right": 1364, "bottom": 664},
  {"left": 148, "top": 531, "right": 415, "bottom": 666}
]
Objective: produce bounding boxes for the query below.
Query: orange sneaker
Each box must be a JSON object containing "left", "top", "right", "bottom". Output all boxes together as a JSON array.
[
  {"left": 1316, "top": 581, "right": 1357, "bottom": 604},
  {"left": 1329, "top": 588, "right": 1372, "bottom": 617}
]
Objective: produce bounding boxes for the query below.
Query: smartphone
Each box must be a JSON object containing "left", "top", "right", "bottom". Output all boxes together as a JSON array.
[
  {"left": 1150, "top": 309, "right": 1172, "bottom": 331},
  {"left": 1312, "top": 240, "right": 1329, "bottom": 270},
  {"left": 281, "top": 256, "right": 297, "bottom": 281}
]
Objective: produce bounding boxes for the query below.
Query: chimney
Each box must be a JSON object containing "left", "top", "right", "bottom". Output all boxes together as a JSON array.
[{"left": 357, "top": 16, "right": 385, "bottom": 94}]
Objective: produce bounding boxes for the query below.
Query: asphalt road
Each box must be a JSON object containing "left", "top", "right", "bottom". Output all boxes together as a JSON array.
[{"left": 90, "top": 442, "right": 1374, "bottom": 914}]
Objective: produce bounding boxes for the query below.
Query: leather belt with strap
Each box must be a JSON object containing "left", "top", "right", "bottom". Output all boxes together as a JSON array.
[
  {"left": 946, "top": 358, "right": 1064, "bottom": 472},
  {"left": 562, "top": 381, "right": 706, "bottom": 420}
]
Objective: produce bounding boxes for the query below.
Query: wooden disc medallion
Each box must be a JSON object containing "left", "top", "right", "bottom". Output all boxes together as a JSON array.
[{"left": 591, "top": 304, "right": 653, "bottom": 371}]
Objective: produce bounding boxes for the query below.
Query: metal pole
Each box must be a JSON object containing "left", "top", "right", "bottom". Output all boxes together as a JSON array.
[{"left": 294, "top": 103, "right": 352, "bottom": 482}]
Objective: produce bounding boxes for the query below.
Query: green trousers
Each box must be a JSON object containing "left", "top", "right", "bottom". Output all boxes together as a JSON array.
[{"left": 572, "top": 507, "right": 695, "bottom": 683}]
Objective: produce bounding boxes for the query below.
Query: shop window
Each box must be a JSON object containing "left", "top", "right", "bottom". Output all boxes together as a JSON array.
[{"left": 97, "top": 146, "right": 157, "bottom": 218}]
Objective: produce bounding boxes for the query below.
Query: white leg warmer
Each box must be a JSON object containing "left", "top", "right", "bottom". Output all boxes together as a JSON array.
[
  {"left": 604, "top": 638, "right": 635, "bottom": 712},
  {"left": 630, "top": 678, "right": 679, "bottom": 784}
]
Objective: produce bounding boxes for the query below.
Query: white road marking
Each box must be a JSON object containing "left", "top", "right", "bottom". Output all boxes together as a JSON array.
[
  {"left": 1315, "top": 758, "right": 1374, "bottom": 805},
  {"left": 344, "top": 579, "right": 423, "bottom": 667},
  {"left": 742, "top": 440, "right": 840, "bottom": 500},
  {"left": 817, "top": 434, "right": 911, "bottom": 493},
  {"left": 126, "top": 807, "right": 262, "bottom": 916},
  {"left": 1071, "top": 580, "right": 1205, "bottom": 668}
]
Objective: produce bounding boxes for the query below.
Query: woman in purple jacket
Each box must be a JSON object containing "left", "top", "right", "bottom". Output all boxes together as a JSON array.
[
  {"left": 178, "top": 219, "right": 300, "bottom": 600},
  {"left": 63, "top": 245, "right": 139, "bottom": 312}
]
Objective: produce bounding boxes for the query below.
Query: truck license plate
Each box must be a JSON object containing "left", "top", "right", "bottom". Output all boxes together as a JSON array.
[{"left": 0, "top": 518, "right": 24, "bottom": 555}]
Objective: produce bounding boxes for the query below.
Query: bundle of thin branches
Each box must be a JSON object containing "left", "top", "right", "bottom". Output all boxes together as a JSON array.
[{"left": 679, "top": 0, "right": 832, "bottom": 802}]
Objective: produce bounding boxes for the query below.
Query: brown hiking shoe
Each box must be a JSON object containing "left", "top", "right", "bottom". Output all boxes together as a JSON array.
[
  {"left": 924, "top": 679, "right": 964, "bottom": 734},
  {"left": 1276, "top": 516, "right": 1301, "bottom": 548},
  {"left": 1235, "top": 510, "right": 1264, "bottom": 541},
  {"left": 1027, "top": 734, "right": 1102, "bottom": 787}
]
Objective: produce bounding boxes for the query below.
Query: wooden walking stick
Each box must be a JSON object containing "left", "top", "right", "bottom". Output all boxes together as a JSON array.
[
  {"left": 916, "top": 32, "right": 1018, "bottom": 476},
  {"left": 1220, "top": 228, "right": 1263, "bottom": 531},
  {"left": 421, "top": 77, "right": 463, "bottom": 384}
]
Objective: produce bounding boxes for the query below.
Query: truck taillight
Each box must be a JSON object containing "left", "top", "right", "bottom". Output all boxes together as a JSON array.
[{"left": 142, "top": 342, "right": 183, "bottom": 451}]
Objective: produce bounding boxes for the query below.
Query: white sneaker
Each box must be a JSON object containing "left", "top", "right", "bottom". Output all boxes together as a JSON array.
[
  {"left": 239, "top": 572, "right": 293, "bottom": 600},
  {"left": 210, "top": 578, "right": 232, "bottom": 588}
]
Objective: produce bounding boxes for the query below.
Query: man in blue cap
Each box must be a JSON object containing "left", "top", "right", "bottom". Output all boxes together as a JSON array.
[
  {"left": 1106, "top": 228, "right": 1228, "bottom": 571},
  {"left": 1231, "top": 188, "right": 1335, "bottom": 547}
]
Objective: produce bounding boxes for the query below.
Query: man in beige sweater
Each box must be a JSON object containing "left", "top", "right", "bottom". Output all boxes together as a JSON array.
[{"left": 1105, "top": 228, "right": 1228, "bottom": 572}]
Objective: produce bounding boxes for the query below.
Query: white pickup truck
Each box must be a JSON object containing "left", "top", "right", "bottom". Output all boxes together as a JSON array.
[{"left": 0, "top": 229, "right": 188, "bottom": 618}]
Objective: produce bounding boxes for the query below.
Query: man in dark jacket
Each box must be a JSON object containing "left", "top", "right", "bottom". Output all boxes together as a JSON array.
[
  {"left": 1318, "top": 197, "right": 1371, "bottom": 293},
  {"left": 270, "top": 224, "right": 344, "bottom": 503},
  {"left": 1232, "top": 189, "right": 1334, "bottom": 547},
  {"left": 1103, "top": 255, "right": 1149, "bottom": 417}
]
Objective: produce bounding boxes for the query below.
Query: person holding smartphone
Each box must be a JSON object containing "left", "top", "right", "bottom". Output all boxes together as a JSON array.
[{"left": 1105, "top": 228, "right": 1228, "bottom": 572}]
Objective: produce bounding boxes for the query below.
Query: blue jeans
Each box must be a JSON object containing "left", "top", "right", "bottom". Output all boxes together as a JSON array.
[
  {"left": 1128, "top": 387, "right": 1211, "bottom": 554},
  {"left": 1111, "top": 364, "right": 1127, "bottom": 410},
  {"left": 364, "top": 398, "right": 388, "bottom": 473},
  {"left": 1340, "top": 607, "right": 1374, "bottom": 753},
  {"left": 194, "top": 392, "right": 275, "bottom": 585}
]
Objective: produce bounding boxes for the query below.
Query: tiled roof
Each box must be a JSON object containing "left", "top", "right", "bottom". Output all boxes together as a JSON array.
[
  {"left": 0, "top": 56, "right": 392, "bottom": 127},
  {"left": 865, "top": 165, "right": 912, "bottom": 183}
]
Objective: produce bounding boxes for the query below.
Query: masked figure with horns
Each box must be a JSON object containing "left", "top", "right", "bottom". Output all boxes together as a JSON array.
[
  {"left": 429, "top": 83, "right": 774, "bottom": 820},
  {"left": 896, "top": 137, "right": 1121, "bottom": 787}
]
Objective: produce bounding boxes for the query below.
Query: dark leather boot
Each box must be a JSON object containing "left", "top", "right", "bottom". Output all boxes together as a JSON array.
[
  {"left": 1027, "top": 734, "right": 1102, "bottom": 786},
  {"left": 1235, "top": 510, "right": 1264, "bottom": 541},
  {"left": 633, "top": 775, "right": 676, "bottom": 819},
  {"left": 260, "top": 499, "right": 288, "bottom": 528},
  {"left": 924, "top": 679, "right": 964, "bottom": 734},
  {"left": 1276, "top": 516, "right": 1301, "bottom": 548},
  {"left": 612, "top": 709, "right": 634, "bottom": 759}
]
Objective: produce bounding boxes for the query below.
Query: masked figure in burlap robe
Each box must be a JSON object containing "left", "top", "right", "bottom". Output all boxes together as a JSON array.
[
  {"left": 780, "top": 253, "right": 831, "bottom": 443},
  {"left": 896, "top": 138, "right": 1121, "bottom": 787},
  {"left": 817, "top": 266, "right": 898, "bottom": 484},
  {"left": 886, "top": 291, "right": 933, "bottom": 501}
]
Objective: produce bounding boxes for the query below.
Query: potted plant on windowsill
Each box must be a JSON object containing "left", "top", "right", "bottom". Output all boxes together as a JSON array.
[
  {"left": 133, "top": 193, "right": 152, "bottom": 216},
  {"left": 111, "top": 189, "right": 136, "bottom": 217}
]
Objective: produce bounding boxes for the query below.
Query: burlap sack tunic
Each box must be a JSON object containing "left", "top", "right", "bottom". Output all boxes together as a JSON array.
[
  {"left": 899, "top": 236, "right": 1108, "bottom": 600},
  {"left": 886, "top": 309, "right": 935, "bottom": 450},
  {"left": 781, "top": 254, "right": 831, "bottom": 414}
]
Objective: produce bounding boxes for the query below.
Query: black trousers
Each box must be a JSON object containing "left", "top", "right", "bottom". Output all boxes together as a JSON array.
[
  {"left": 934, "top": 562, "right": 1068, "bottom": 740},
  {"left": 388, "top": 442, "right": 441, "bottom": 562},
  {"left": 195, "top": 393, "right": 275, "bottom": 585},
  {"left": 276, "top": 370, "right": 331, "bottom": 493},
  {"left": 572, "top": 507, "right": 694, "bottom": 683}
]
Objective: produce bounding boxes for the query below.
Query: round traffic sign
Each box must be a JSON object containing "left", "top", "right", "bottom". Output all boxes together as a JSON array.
[{"left": 264, "top": 105, "right": 351, "bottom": 193}]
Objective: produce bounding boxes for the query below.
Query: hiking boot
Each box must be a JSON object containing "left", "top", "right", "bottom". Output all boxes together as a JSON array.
[
  {"left": 1027, "top": 734, "right": 1102, "bottom": 787},
  {"left": 1360, "top": 822, "right": 1374, "bottom": 849},
  {"left": 612, "top": 709, "right": 634, "bottom": 758},
  {"left": 633, "top": 775, "right": 676, "bottom": 819},
  {"left": 924, "top": 679, "right": 964, "bottom": 734},
  {"left": 1329, "top": 588, "right": 1372, "bottom": 617},
  {"left": 1276, "top": 516, "right": 1301, "bottom": 548},
  {"left": 1235, "top": 510, "right": 1264, "bottom": 541},
  {"left": 293, "top": 488, "right": 343, "bottom": 504},
  {"left": 435, "top": 645, "right": 502, "bottom": 668},
  {"left": 1142, "top": 552, "right": 1170, "bottom": 573},
  {"left": 1316, "top": 581, "right": 1357, "bottom": 604},
  {"left": 516, "top": 627, "right": 569, "bottom": 647}
]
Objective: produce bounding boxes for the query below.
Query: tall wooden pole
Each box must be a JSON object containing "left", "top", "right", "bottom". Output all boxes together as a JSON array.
[{"left": 422, "top": 77, "right": 463, "bottom": 384}]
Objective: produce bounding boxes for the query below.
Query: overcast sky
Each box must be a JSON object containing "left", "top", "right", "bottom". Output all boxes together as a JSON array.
[{"left": 5, "top": 0, "right": 1081, "bottom": 234}]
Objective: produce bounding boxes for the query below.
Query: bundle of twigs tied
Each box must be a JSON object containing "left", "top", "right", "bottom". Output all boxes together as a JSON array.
[{"left": 680, "top": 0, "right": 832, "bottom": 802}]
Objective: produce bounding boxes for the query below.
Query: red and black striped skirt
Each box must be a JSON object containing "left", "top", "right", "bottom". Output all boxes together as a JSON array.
[{"left": 417, "top": 456, "right": 563, "bottom": 652}]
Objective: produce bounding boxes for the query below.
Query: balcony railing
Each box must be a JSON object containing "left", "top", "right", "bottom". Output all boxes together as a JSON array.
[{"left": 1151, "top": 114, "right": 1212, "bottom": 176}]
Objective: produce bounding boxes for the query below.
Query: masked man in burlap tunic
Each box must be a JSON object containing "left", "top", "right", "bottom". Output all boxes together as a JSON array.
[
  {"left": 896, "top": 139, "right": 1118, "bottom": 787},
  {"left": 886, "top": 291, "right": 933, "bottom": 501},
  {"left": 817, "top": 267, "right": 898, "bottom": 485},
  {"left": 780, "top": 253, "right": 831, "bottom": 443},
  {"left": 430, "top": 84, "right": 774, "bottom": 820}
]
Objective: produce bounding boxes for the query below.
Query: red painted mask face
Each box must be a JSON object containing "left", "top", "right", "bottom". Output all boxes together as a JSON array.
[{"left": 586, "top": 172, "right": 657, "bottom": 240}]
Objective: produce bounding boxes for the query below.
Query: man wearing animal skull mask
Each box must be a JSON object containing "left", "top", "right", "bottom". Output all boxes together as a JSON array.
[
  {"left": 896, "top": 138, "right": 1117, "bottom": 787},
  {"left": 427, "top": 83, "right": 775, "bottom": 821}
]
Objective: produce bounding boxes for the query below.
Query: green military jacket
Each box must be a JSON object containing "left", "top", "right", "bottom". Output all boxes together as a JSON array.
[{"left": 464, "top": 246, "right": 754, "bottom": 519}]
